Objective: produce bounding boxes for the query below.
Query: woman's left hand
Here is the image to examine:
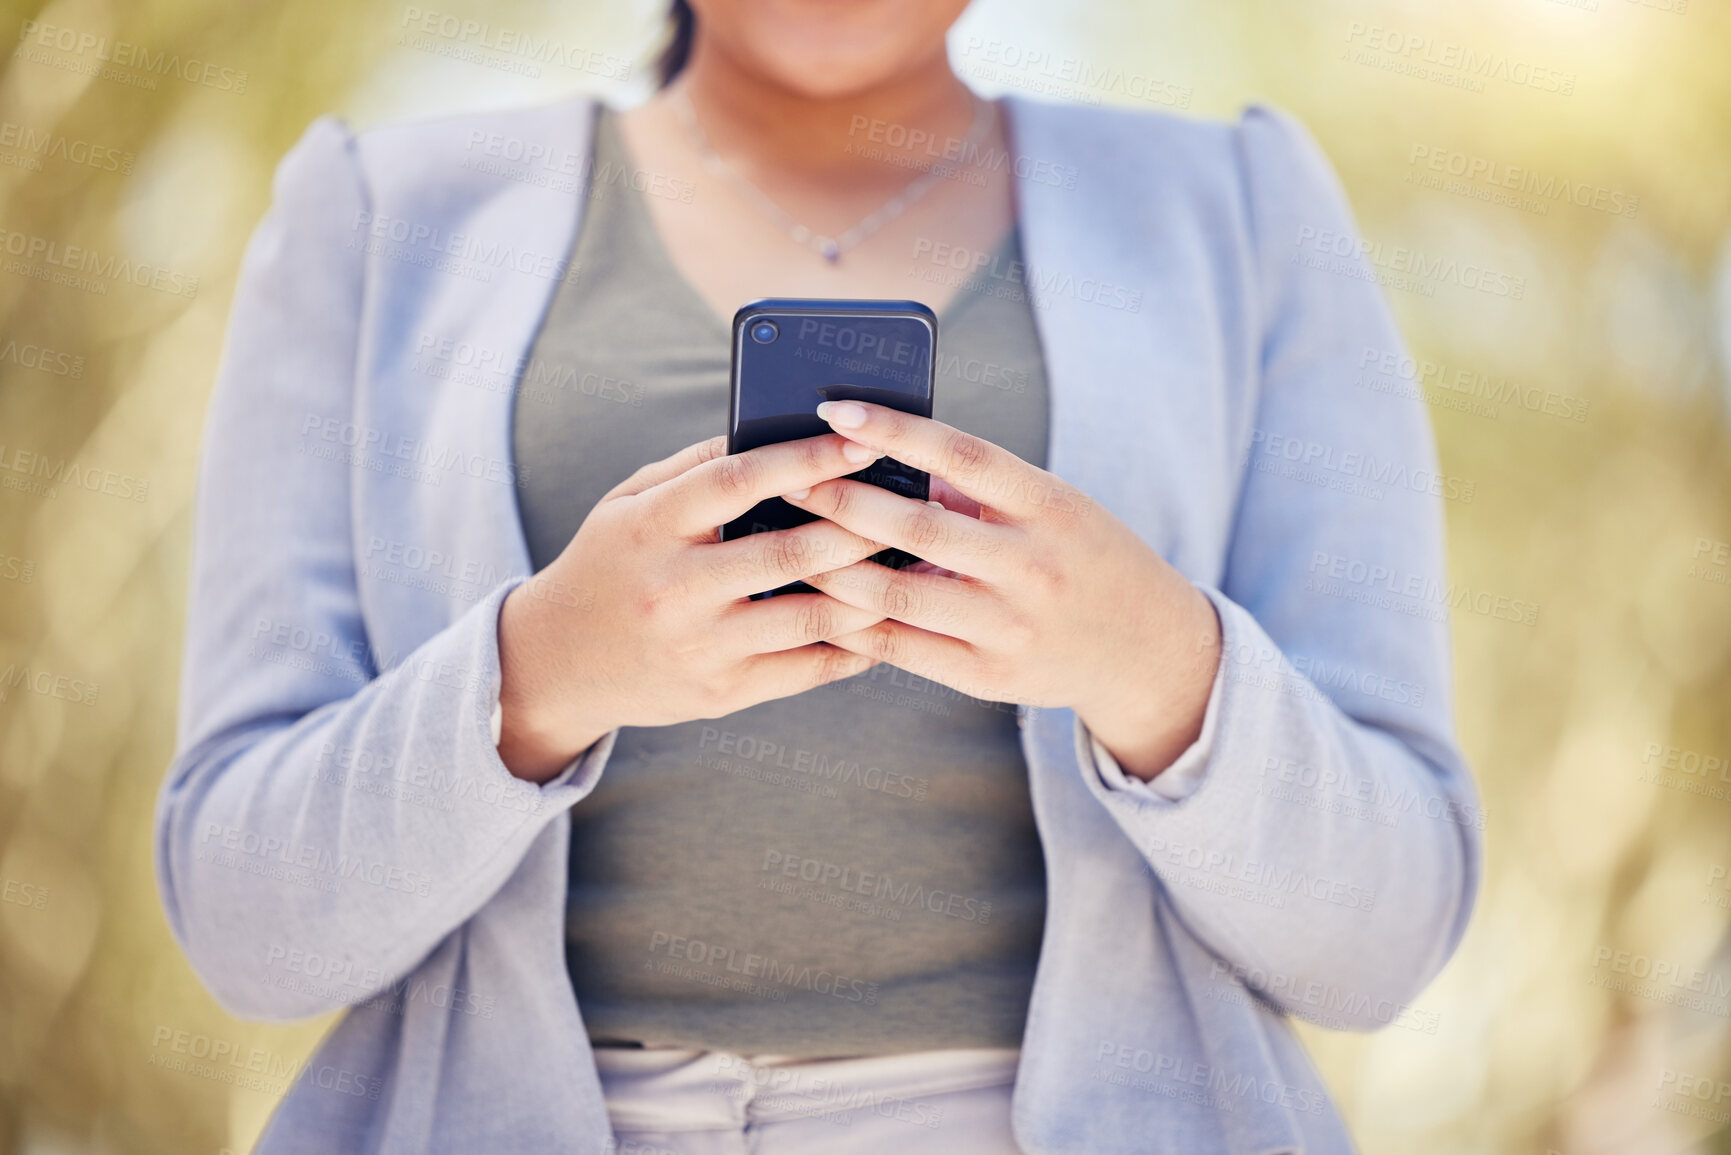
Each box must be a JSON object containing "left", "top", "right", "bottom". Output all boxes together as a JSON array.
[{"left": 784, "top": 400, "right": 1223, "bottom": 781}]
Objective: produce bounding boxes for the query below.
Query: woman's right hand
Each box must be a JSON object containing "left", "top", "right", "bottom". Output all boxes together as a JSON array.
[{"left": 495, "top": 433, "right": 891, "bottom": 782}]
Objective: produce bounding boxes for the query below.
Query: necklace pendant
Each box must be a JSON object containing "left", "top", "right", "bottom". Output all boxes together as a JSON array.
[{"left": 817, "top": 237, "right": 841, "bottom": 263}]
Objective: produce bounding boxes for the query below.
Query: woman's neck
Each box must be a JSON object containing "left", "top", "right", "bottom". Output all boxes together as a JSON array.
[{"left": 671, "top": 35, "right": 980, "bottom": 181}]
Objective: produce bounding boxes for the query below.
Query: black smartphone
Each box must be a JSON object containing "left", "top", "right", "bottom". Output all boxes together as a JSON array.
[{"left": 721, "top": 298, "right": 937, "bottom": 598}]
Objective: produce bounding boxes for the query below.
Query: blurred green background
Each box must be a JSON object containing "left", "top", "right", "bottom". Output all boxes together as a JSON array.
[{"left": 1, "top": 0, "right": 1729, "bottom": 1151}]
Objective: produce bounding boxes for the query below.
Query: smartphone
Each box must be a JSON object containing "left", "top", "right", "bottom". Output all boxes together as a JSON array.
[{"left": 721, "top": 298, "right": 937, "bottom": 597}]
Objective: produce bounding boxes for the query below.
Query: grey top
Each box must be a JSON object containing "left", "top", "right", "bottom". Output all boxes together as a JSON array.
[{"left": 513, "top": 107, "right": 1052, "bottom": 1055}]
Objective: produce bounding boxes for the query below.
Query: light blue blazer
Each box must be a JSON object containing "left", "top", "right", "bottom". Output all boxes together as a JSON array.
[{"left": 157, "top": 91, "right": 1482, "bottom": 1154}]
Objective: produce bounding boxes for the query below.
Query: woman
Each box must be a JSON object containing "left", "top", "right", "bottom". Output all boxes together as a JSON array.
[{"left": 156, "top": 0, "right": 1481, "bottom": 1151}]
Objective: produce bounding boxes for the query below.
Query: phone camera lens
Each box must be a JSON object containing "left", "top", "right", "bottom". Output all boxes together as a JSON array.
[{"left": 750, "top": 320, "right": 779, "bottom": 344}]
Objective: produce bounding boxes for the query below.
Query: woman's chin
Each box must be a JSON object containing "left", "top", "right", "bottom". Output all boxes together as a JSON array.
[{"left": 722, "top": 48, "right": 941, "bottom": 102}]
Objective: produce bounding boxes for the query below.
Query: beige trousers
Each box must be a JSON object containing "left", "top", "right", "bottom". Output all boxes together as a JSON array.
[{"left": 593, "top": 1046, "right": 1025, "bottom": 1155}]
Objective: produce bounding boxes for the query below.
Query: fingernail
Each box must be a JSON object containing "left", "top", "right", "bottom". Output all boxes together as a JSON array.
[
  {"left": 817, "top": 400, "right": 868, "bottom": 429},
  {"left": 841, "top": 441, "right": 877, "bottom": 465},
  {"left": 786, "top": 487, "right": 810, "bottom": 501}
]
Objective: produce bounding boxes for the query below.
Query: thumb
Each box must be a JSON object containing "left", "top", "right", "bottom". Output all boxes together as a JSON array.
[{"left": 606, "top": 435, "right": 728, "bottom": 499}]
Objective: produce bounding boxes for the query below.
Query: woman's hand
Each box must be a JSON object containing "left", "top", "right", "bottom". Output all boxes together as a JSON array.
[
  {"left": 496, "top": 433, "right": 892, "bottom": 782},
  {"left": 785, "top": 401, "right": 1223, "bottom": 781}
]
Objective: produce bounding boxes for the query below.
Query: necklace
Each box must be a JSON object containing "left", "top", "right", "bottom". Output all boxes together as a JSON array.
[{"left": 673, "top": 86, "right": 996, "bottom": 264}]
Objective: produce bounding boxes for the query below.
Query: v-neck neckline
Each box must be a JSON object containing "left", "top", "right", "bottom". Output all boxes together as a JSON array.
[{"left": 593, "top": 103, "right": 1019, "bottom": 341}]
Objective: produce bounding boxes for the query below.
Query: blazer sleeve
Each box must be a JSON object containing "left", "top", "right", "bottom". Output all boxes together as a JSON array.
[
  {"left": 153, "top": 117, "right": 614, "bottom": 1021},
  {"left": 1077, "top": 105, "right": 1484, "bottom": 1029}
]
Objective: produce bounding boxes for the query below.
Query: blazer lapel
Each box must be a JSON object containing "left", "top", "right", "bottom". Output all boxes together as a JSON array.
[
  {"left": 351, "top": 97, "right": 598, "bottom": 664},
  {"left": 1003, "top": 93, "right": 1241, "bottom": 582},
  {"left": 1005, "top": 95, "right": 1300, "bottom": 1155}
]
